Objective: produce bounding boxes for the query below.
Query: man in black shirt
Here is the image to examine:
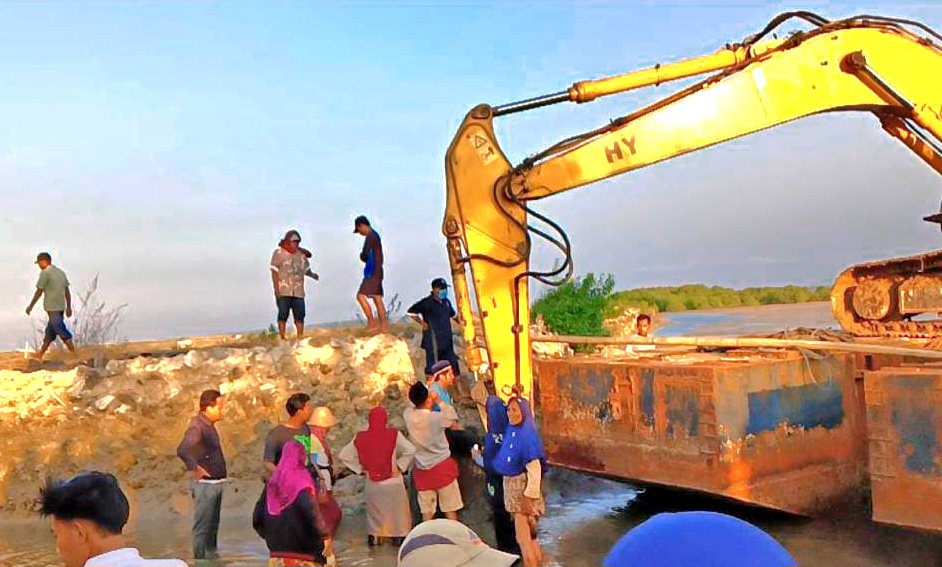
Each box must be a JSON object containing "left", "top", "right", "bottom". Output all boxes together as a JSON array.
[
  {"left": 407, "top": 278, "right": 464, "bottom": 379},
  {"left": 176, "top": 389, "right": 227, "bottom": 561},
  {"left": 263, "top": 393, "right": 314, "bottom": 475}
]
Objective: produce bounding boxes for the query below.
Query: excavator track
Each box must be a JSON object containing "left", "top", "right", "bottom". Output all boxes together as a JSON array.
[{"left": 831, "top": 249, "right": 942, "bottom": 338}]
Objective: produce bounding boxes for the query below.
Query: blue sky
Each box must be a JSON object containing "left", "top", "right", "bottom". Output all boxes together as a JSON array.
[{"left": 0, "top": 1, "right": 940, "bottom": 348}]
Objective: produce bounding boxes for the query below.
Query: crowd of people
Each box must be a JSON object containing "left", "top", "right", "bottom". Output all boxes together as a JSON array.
[
  {"left": 27, "top": 219, "right": 799, "bottom": 566},
  {"left": 37, "top": 356, "right": 802, "bottom": 567},
  {"left": 34, "top": 356, "right": 564, "bottom": 567}
]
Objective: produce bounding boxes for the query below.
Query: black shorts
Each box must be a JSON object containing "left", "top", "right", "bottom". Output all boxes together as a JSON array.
[{"left": 276, "top": 296, "right": 305, "bottom": 322}]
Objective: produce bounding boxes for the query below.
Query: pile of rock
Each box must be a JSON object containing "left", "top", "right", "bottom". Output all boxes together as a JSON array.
[{"left": 0, "top": 330, "right": 460, "bottom": 514}]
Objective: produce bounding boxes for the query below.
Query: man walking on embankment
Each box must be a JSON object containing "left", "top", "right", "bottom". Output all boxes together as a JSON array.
[
  {"left": 25, "top": 252, "right": 76, "bottom": 360},
  {"left": 354, "top": 215, "right": 388, "bottom": 333}
]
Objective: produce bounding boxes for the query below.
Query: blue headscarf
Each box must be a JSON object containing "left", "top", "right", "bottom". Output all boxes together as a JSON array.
[
  {"left": 602, "top": 511, "right": 796, "bottom": 567},
  {"left": 484, "top": 395, "right": 509, "bottom": 475},
  {"left": 493, "top": 396, "right": 546, "bottom": 477}
]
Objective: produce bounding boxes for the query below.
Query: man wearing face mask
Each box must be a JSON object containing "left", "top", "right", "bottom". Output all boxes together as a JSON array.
[{"left": 407, "top": 278, "right": 464, "bottom": 381}]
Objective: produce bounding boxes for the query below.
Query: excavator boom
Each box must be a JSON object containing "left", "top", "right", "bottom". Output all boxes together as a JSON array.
[{"left": 443, "top": 12, "right": 942, "bottom": 400}]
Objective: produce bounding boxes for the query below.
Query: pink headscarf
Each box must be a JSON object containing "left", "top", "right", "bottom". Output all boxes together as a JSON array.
[{"left": 266, "top": 440, "right": 316, "bottom": 516}]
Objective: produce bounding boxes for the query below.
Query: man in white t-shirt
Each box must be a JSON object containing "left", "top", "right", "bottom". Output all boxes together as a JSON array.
[
  {"left": 404, "top": 381, "right": 465, "bottom": 521},
  {"left": 39, "top": 471, "right": 188, "bottom": 567}
]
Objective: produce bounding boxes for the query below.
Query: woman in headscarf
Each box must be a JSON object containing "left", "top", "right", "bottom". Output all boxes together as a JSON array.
[
  {"left": 309, "top": 406, "right": 343, "bottom": 539},
  {"left": 253, "top": 440, "right": 334, "bottom": 567},
  {"left": 338, "top": 406, "right": 417, "bottom": 546},
  {"left": 483, "top": 394, "right": 521, "bottom": 555},
  {"left": 494, "top": 396, "right": 546, "bottom": 567}
]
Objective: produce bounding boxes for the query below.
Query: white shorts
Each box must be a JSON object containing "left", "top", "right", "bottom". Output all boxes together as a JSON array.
[{"left": 417, "top": 479, "right": 463, "bottom": 515}]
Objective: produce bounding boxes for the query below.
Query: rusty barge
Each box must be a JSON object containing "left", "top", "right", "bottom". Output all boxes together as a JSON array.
[{"left": 532, "top": 346, "right": 942, "bottom": 530}]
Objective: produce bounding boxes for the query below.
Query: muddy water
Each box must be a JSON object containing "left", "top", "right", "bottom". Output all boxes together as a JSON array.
[
  {"left": 3, "top": 302, "right": 942, "bottom": 566},
  {"left": 3, "top": 477, "right": 941, "bottom": 566}
]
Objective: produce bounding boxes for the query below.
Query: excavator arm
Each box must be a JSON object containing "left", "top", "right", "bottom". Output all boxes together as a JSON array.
[{"left": 442, "top": 12, "right": 942, "bottom": 401}]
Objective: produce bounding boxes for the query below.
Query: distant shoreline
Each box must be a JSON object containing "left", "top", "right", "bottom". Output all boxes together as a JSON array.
[
  {"left": 656, "top": 301, "right": 836, "bottom": 337},
  {"left": 661, "top": 300, "right": 831, "bottom": 316}
]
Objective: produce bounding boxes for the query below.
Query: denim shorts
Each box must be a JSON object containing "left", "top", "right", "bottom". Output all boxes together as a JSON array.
[
  {"left": 276, "top": 296, "right": 305, "bottom": 322},
  {"left": 44, "top": 311, "right": 73, "bottom": 342}
]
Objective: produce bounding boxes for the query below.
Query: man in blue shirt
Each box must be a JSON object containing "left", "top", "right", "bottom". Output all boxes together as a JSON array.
[{"left": 407, "top": 278, "right": 464, "bottom": 380}]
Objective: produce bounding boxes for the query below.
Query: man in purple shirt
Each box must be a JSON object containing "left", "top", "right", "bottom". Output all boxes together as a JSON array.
[{"left": 176, "top": 389, "right": 227, "bottom": 561}]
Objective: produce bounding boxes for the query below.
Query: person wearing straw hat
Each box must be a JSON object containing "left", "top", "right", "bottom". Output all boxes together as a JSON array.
[{"left": 309, "top": 406, "right": 342, "bottom": 538}]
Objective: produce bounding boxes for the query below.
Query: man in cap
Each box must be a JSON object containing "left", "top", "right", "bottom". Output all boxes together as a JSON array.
[
  {"left": 39, "top": 471, "right": 188, "bottom": 567},
  {"left": 270, "top": 229, "right": 319, "bottom": 342},
  {"left": 354, "top": 215, "right": 388, "bottom": 333},
  {"left": 407, "top": 277, "right": 464, "bottom": 382},
  {"left": 397, "top": 519, "right": 520, "bottom": 567},
  {"left": 25, "top": 252, "right": 76, "bottom": 360},
  {"left": 176, "top": 389, "right": 228, "bottom": 561}
]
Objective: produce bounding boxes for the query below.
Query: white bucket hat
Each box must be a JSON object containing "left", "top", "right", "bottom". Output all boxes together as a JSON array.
[{"left": 397, "top": 519, "right": 519, "bottom": 567}]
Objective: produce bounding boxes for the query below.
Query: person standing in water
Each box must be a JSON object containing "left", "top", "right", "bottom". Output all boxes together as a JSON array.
[
  {"left": 176, "top": 390, "right": 228, "bottom": 561},
  {"left": 338, "top": 406, "right": 417, "bottom": 546},
  {"left": 494, "top": 395, "right": 546, "bottom": 567},
  {"left": 309, "top": 406, "right": 343, "bottom": 539},
  {"left": 253, "top": 440, "right": 334, "bottom": 567},
  {"left": 481, "top": 395, "right": 521, "bottom": 555}
]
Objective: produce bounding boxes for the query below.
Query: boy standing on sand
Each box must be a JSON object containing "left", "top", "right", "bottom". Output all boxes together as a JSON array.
[{"left": 25, "top": 252, "right": 76, "bottom": 360}]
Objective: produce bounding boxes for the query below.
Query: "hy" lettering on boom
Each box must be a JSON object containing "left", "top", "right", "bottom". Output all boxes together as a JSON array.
[{"left": 604, "top": 135, "right": 637, "bottom": 164}]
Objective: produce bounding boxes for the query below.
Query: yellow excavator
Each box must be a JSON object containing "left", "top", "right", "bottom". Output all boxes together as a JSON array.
[{"left": 441, "top": 11, "right": 942, "bottom": 401}]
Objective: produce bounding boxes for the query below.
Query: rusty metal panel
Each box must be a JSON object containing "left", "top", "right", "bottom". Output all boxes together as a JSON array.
[
  {"left": 865, "top": 366, "right": 942, "bottom": 532},
  {"left": 899, "top": 274, "right": 942, "bottom": 314},
  {"left": 535, "top": 352, "right": 865, "bottom": 515}
]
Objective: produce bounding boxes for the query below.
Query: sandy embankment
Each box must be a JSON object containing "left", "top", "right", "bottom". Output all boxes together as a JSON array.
[{"left": 0, "top": 325, "right": 485, "bottom": 521}]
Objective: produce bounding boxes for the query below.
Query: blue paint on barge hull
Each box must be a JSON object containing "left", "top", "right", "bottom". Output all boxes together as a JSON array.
[
  {"left": 888, "top": 375, "right": 941, "bottom": 476},
  {"left": 561, "top": 367, "right": 615, "bottom": 424},
  {"left": 665, "top": 387, "right": 699, "bottom": 436},
  {"left": 641, "top": 368, "right": 655, "bottom": 427},
  {"left": 745, "top": 380, "right": 844, "bottom": 435}
]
